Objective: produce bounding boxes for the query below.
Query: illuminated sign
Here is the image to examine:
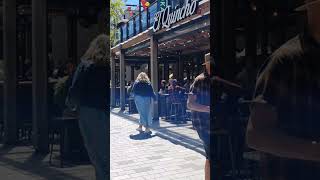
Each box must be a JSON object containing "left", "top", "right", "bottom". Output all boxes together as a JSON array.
[
  {"left": 152, "top": 0, "right": 198, "bottom": 32},
  {"left": 159, "top": 0, "right": 166, "bottom": 10}
]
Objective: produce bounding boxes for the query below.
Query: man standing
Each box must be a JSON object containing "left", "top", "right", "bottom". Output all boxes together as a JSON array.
[
  {"left": 247, "top": 0, "right": 320, "bottom": 179},
  {"left": 188, "top": 53, "right": 211, "bottom": 180}
]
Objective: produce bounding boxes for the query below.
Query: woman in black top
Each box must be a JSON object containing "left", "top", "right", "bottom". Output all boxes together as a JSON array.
[
  {"left": 131, "top": 72, "right": 156, "bottom": 133},
  {"left": 69, "top": 34, "right": 108, "bottom": 180}
]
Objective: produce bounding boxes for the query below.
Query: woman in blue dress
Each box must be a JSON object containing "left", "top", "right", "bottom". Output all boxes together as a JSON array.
[{"left": 131, "top": 72, "right": 157, "bottom": 133}]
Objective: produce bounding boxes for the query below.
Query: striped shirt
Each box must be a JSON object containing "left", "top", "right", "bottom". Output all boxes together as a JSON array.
[{"left": 189, "top": 72, "right": 211, "bottom": 134}]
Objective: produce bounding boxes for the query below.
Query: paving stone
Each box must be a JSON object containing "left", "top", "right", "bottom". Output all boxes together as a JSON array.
[
  {"left": 133, "top": 167, "right": 153, "bottom": 173},
  {"left": 0, "top": 145, "right": 94, "bottom": 180},
  {"left": 111, "top": 110, "right": 205, "bottom": 180}
]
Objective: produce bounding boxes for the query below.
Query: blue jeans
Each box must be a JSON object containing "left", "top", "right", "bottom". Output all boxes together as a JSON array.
[
  {"left": 134, "top": 95, "right": 153, "bottom": 127},
  {"left": 79, "top": 106, "right": 107, "bottom": 180}
]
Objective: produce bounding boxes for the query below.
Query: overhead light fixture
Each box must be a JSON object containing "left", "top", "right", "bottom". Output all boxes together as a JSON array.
[
  {"left": 273, "top": 11, "right": 278, "bottom": 17},
  {"left": 252, "top": 5, "right": 257, "bottom": 11}
]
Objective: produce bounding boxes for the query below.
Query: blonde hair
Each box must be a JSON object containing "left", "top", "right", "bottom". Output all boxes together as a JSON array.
[
  {"left": 82, "top": 34, "right": 109, "bottom": 65},
  {"left": 136, "top": 72, "right": 150, "bottom": 83}
]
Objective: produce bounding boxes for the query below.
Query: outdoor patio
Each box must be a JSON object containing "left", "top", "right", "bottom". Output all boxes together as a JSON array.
[{"left": 0, "top": 144, "right": 94, "bottom": 180}]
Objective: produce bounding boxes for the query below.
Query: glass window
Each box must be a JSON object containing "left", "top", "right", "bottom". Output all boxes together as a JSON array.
[
  {"left": 149, "top": 3, "right": 158, "bottom": 25},
  {"left": 122, "top": 24, "right": 127, "bottom": 41},
  {"left": 141, "top": 11, "right": 147, "bottom": 31},
  {"left": 128, "top": 20, "right": 134, "bottom": 38}
]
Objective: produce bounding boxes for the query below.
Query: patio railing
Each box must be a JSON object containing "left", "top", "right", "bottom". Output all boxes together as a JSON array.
[{"left": 119, "top": 1, "right": 158, "bottom": 43}]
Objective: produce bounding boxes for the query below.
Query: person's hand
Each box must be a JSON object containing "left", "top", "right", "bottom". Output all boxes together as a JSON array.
[{"left": 204, "top": 106, "right": 210, "bottom": 113}]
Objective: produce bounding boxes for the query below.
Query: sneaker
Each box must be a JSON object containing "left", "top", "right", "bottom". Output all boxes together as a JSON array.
[
  {"left": 145, "top": 128, "right": 152, "bottom": 134},
  {"left": 136, "top": 127, "right": 143, "bottom": 132}
]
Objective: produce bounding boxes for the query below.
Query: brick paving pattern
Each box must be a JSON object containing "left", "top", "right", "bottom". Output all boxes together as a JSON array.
[
  {"left": 0, "top": 109, "right": 206, "bottom": 180},
  {"left": 111, "top": 109, "right": 206, "bottom": 180}
]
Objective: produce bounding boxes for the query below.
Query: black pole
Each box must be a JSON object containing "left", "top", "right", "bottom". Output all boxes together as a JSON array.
[
  {"left": 147, "top": 8, "right": 150, "bottom": 28},
  {"left": 3, "top": 0, "right": 18, "bottom": 145},
  {"left": 139, "top": 1, "right": 142, "bottom": 33}
]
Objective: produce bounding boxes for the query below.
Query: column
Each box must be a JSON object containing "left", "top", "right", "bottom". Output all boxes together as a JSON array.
[
  {"left": 150, "top": 36, "right": 159, "bottom": 121},
  {"left": 221, "top": 0, "right": 236, "bottom": 80},
  {"left": 51, "top": 16, "right": 68, "bottom": 66},
  {"left": 131, "top": 66, "right": 134, "bottom": 81},
  {"left": 67, "top": 13, "right": 78, "bottom": 64},
  {"left": 178, "top": 53, "right": 183, "bottom": 81},
  {"left": 164, "top": 61, "right": 169, "bottom": 81},
  {"left": 32, "top": 0, "right": 49, "bottom": 153},
  {"left": 3, "top": 0, "right": 18, "bottom": 144},
  {"left": 110, "top": 55, "right": 116, "bottom": 108},
  {"left": 25, "top": 22, "right": 32, "bottom": 63},
  {"left": 246, "top": 2, "right": 257, "bottom": 62},
  {"left": 147, "top": 62, "right": 151, "bottom": 78},
  {"left": 98, "top": 0, "right": 107, "bottom": 34},
  {"left": 120, "top": 50, "right": 126, "bottom": 110}
]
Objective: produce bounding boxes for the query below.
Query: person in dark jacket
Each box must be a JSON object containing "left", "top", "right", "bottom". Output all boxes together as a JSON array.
[
  {"left": 131, "top": 72, "right": 156, "bottom": 134},
  {"left": 247, "top": 1, "right": 320, "bottom": 179},
  {"left": 69, "top": 34, "right": 108, "bottom": 180}
]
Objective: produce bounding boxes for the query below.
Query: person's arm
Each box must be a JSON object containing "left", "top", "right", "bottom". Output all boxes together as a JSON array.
[
  {"left": 68, "top": 64, "right": 86, "bottom": 104},
  {"left": 148, "top": 83, "right": 157, "bottom": 100},
  {"left": 187, "top": 94, "right": 210, "bottom": 113},
  {"left": 247, "top": 101, "right": 320, "bottom": 161},
  {"left": 187, "top": 77, "right": 210, "bottom": 113}
]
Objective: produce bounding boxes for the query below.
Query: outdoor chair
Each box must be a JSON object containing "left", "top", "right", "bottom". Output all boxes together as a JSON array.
[
  {"left": 128, "top": 96, "right": 137, "bottom": 114},
  {"left": 17, "top": 83, "right": 33, "bottom": 142},
  {"left": 242, "top": 150, "right": 263, "bottom": 180},
  {"left": 168, "top": 90, "right": 186, "bottom": 121},
  {"left": 49, "top": 116, "right": 64, "bottom": 167},
  {"left": 212, "top": 99, "right": 238, "bottom": 178},
  {"left": 48, "top": 101, "right": 66, "bottom": 168},
  {"left": 169, "top": 102, "right": 184, "bottom": 121},
  {"left": 213, "top": 128, "right": 236, "bottom": 178},
  {"left": 49, "top": 110, "right": 79, "bottom": 168}
]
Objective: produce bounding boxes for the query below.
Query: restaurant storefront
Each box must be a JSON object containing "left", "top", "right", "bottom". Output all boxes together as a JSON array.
[{"left": 110, "top": 0, "right": 210, "bottom": 120}]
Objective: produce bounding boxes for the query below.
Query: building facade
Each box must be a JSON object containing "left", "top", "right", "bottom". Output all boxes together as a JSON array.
[{"left": 110, "top": 0, "right": 210, "bottom": 120}]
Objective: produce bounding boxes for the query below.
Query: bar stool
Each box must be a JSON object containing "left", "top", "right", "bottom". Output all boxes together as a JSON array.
[
  {"left": 170, "top": 102, "right": 184, "bottom": 121},
  {"left": 214, "top": 128, "right": 236, "bottom": 178}
]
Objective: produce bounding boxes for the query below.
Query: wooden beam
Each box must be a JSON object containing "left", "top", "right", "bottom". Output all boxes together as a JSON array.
[
  {"left": 110, "top": 55, "right": 116, "bottom": 107},
  {"left": 32, "top": 0, "right": 49, "bottom": 153},
  {"left": 119, "top": 50, "right": 126, "bottom": 110},
  {"left": 150, "top": 36, "right": 159, "bottom": 121},
  {"left": 3, "top": 0, "right": 18, "bottom": 144}
]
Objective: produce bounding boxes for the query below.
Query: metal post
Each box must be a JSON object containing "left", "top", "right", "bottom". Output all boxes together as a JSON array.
[
  {"left": 32, "top": 0, "right": 49, "bottom": 153},
  {"left": 178, "top": 51, "right": 183, "bottom": 81},
  {"left": 139, "top": 2, "right": 142, "bottom": 33},
  {"left": 120, "top": 50, "right": 126, "bottom": 110},
  {"left": 3, "top": 0, "right": 18, "bottom": 144},
  {"left": 164, "top": 61, "right": 169, "bottom": 81},
  {"left": 147, "top": 8, "right": 150, "bottom": 28},
  {"left": 150, "top": 36, "right": 159, "bottom": 121},
  {"left": 111, "top": 55, "right": 116, "bottom": 107},
  {"left": 99, "top": 0, "right": 107, "bottom": 34}
]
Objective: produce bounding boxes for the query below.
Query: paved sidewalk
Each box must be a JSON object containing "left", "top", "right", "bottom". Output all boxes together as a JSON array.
[
  {"left": 111, "top": 110, "right": 206, "bottom": 180},
  {"left": 0, "top": 145, "right": 94, "bottom": 180}
]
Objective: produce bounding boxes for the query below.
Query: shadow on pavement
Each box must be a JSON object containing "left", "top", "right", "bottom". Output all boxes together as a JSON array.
[
  {"left": 0, "top": 145, "right": 91, "bottom": 180},
  {"left": 111, "top": 110, "right": 205, "bottom": 157},
  {"left": 129, "top": 132, "right": 157, "bottom": 140}
]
